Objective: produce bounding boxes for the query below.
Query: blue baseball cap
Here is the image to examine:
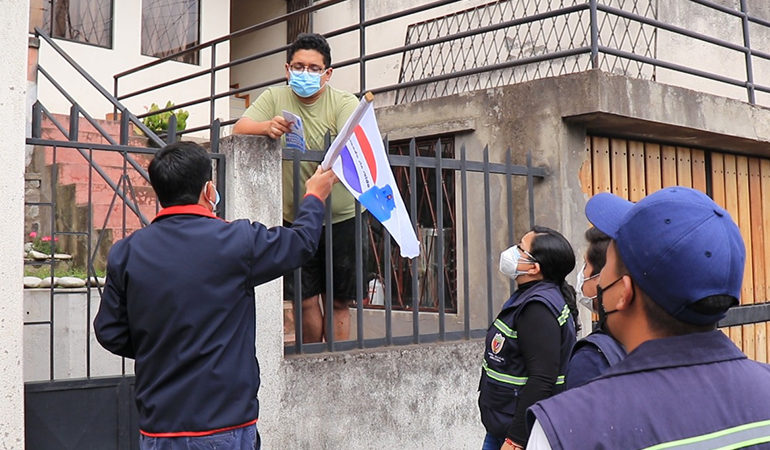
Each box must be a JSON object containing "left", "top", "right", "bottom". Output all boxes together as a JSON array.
[{"left": 585, "top": 186, "right": 745, "bottom": 325}]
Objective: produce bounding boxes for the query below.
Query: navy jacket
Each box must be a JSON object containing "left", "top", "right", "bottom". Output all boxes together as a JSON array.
[
  {"left": 478, "top": 281, "right": 576, "bottom": 439},
  {"left": 94, "top": 196, "right": 324, "bottom": 436},
  {"left": 529, "top": 330, "right": 770, "bottom": 449}
]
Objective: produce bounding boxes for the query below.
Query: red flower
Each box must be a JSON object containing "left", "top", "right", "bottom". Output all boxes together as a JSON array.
[
  {"left": 41, "top": 236, "right": 51, "bottom": 242},
  {"left": 29, "top": 231, "right": 37, "bottom": 239}
]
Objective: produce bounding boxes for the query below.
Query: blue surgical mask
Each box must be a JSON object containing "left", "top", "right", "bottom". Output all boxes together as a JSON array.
[{"left": 289, "top": 70, "right": 323, "bottom": 98}]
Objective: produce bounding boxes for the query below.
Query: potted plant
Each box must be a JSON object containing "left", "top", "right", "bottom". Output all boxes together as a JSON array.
[{"left": 141, "top": 101, "right": 189, "bottom": 147}]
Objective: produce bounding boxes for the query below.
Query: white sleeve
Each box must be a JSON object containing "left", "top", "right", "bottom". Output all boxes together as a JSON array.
[{"left": 525, "top": 419, "right": 553, "bottom": 450}]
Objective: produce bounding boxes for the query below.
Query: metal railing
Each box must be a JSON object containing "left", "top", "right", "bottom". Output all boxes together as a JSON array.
[
  {"left": 113, "top": 0, "right": 770, "bottom": 141},
  {"left": 285, "top": 138, "right": 546, "bottom": 354},
  {"left": 25, "top": 28, "right": 228, "bottom": 381}
]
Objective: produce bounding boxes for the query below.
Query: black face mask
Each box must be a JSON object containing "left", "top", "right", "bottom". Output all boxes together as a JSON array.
[{"left": 595, "top": 276, "right": 624, "bottom": 333}]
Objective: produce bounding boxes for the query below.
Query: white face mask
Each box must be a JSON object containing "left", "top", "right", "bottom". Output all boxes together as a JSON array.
[
  {"left": 576, "top": 262, "right": 600, "bottom": 309},
  {"left": 499, "top": 245, "right": 536, "bottom": 280}
]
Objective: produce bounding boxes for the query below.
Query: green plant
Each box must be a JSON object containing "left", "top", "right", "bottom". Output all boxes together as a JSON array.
[
  {"left": 142, "top": 101, "right": 189, "bottom": 134},
  {"left": 28, "top": 232, "right": 59, "bottom": 254},
  {"left": 24, "top": 265, "right": 106, "bottom": 279}
]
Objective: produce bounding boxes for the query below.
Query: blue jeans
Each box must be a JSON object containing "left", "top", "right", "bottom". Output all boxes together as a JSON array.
[
  {"left": 140, "top": 424, "right": 259, "bottom": 450},
  {"left": 482, "top": 433, "right": 504, "bottom": 450}
]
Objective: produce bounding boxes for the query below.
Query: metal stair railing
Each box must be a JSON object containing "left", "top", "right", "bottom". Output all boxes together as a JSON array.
[{"left": 31, "top": 26, "right": 177, "bottom": 227}]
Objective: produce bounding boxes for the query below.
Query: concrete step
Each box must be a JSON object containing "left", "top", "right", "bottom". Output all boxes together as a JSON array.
[
  {"left": 40, "top": 115, "right": 148, "bottom": 147},
  {"left": 90, "top": 203, "right": 155, "bottom": 230},
  {"left": 43, "top": 113, "right": 122, "bottom": 138},
  {"left": 57, "top": 162, "right": 151, "bottom": 188},
  {"left": 71, "top": 183, "right": 156, "bottom": 206},
  {"left": 43, "top": 145, "right": 153, "bottom": 167}
]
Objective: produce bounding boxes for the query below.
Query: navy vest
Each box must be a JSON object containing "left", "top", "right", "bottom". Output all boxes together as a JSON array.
[
  {"left": 478, "top": 281, "right": 576, "bottom": 438},
  {"left": 580, "top": 332, "right": 625, "bottom": 365},
  {"left": 528, "top": 331, "right": 770, "bottom": 449},
  {"left": 575, "top": 331, "right": 626, "bottom": 366}
]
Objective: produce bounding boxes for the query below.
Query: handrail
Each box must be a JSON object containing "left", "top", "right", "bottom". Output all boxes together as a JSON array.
[
  {"left": 36, "top": 66, "right": 152, "bottom": 179},
  {"left": 115, "top": 0, "right": 465, "bottom": 103},
  {"left": 35, "top": 27, "right": 166, "bottom": 147},
  {"left": 112, "top": 0, "right": 770, "bottom": 142}
]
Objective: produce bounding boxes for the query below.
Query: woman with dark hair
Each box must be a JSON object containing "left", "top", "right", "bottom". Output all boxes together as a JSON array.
[
  {"left": 564, "top": 227, "right": 626, "bottom": 389},
  {"left": 478, "top": 226, "right": 578, "bottom": 450}
]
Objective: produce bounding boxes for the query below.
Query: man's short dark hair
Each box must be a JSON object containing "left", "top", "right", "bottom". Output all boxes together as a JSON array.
[
  {"left": 585, "top": 226, "right": 611, "bottom": 276},
  {"left": 288, "top": 33, "right": 331, "bottom": 68},
  {"left": 148, "top": 142, "right": 211, "bottom": 208}
]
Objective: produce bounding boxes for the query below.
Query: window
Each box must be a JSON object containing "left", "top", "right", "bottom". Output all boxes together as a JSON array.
[
  {"left": 141, "top": 0, "right": 200, "bottom": 64},
  {"left": 366, "top": 136, "right": 457, "bottom": 313},
  {"left": 42, "top": 0, "right": 113, "bottom": 48}
]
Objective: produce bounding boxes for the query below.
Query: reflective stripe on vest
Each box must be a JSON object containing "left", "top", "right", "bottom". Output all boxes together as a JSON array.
[
  {"left": 494, "top": 304, "right": 571, "bottom": 339},
  {"left": 643, "top": 419, "right": 770, "bottom": 450},
  {"left": 557, "top": 304, "right": 570, "bottom": 326},
  {"left": 482, "top": 360, "right": 565, "bottom": 386},
  {"left": 494, "top": 319, "right": 517, "bottom": 338}
]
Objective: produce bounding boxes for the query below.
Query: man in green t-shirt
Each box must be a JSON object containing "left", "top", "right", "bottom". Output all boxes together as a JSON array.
[{"left": 233, "top": 33, "right": 365, "bottom": 343}]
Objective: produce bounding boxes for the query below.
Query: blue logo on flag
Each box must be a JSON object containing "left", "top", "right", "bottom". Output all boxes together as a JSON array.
[{"left": 359, "top": 185, "right": 396, "bottom": 222}]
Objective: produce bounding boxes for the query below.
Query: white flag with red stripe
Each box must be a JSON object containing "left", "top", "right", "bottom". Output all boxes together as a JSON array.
[{"left": 321, "top": 94, "right": 419, "bottom": 258}]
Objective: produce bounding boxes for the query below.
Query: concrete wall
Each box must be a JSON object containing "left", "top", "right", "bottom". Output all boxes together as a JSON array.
[
  {"left": 23, "top": 289, "right": 134, "bottom": 382},
  {"left": 35, "top": 0, "right": 231, "bottom": 136},
  {"left": 1, "top": 1, "right": 29, "bottom": 448}
]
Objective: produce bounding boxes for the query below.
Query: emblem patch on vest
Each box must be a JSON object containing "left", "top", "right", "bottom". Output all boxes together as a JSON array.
[{"left": 491, "top": 332, "right": 505, "bottom": 354}]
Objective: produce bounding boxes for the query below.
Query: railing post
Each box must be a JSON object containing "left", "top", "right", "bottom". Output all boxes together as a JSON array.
[
  {"left": 69, "top": 104, "right": 79, "bottom": 141},
  {"left": 120, "top": 107, "right": 129, "bottom": 146},
  {"left": 359, "top": 0, "right": 366, "bottom": 92},
  {"left": 740, "top": 0, "right": 756, "bottom": 104},
  {"left": 589, "top": 0, "right": 599, "bottom": 69},
  {"left": 527, "top": 151, "right": 535, "bottom": 228},
  {"left": 210, "top": 43, "right": 217, "bottom": 143},
  {"left": 167, "top": 114, "right": 177, "bottom": 144},
  {"left": 32, "top": 101, "right": 42, "bottom": 138},
  {"left": 211, "top": 118, "right": 221, "bottom": 154},
  {"left": 113, "top": 76, "right": 119, "bottom": 120}
]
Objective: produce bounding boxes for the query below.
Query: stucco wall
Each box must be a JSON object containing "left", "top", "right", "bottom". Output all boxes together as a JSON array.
[
  {"left": 35, "top": 0, "right": 231, "bottom": 136},
  {"left": 655, "top": 0, "right": 770, "bottom": 104},
  {"left": 1, "top": 1, "right": 29, "bottom": 448}
]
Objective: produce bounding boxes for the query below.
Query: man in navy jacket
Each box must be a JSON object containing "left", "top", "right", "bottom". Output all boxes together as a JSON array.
[
  {"left": 94, "top": 141, "right": 337, "bottom": 449},
  {"left": 526, "top": 187, "right": 770, "bottom": 449}
]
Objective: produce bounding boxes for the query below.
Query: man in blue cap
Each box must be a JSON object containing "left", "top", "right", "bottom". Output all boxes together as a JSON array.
[{"left": 526, "top": 186, "right": 770, "bottom": 449}]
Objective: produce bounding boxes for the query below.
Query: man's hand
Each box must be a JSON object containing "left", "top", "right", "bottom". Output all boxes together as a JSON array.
[
  {"left": 265, "top": 115, "right": 291, "bottom": 139},
  {"left": 501, "top": 438, "right": 524, "bottom": 450},
  {"left": 305, "top": 166, "right": 339, "bottom": 202}
]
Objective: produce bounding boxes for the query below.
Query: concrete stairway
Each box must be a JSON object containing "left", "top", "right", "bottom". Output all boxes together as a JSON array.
[{"left": 35, "top": 114, "right": 158, "bottom": 265}]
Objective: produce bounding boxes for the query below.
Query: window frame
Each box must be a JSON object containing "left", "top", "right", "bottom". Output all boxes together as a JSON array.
[
  {"left": 140, "top": 0, "right": 202, "bottom": 65},
  {"left": 42, "top": 0, "right": 114, "bottom": 49}
]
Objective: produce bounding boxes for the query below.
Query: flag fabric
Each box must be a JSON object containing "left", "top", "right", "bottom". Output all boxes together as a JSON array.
[{"left": 321, "top": 94, "right": 420, "bottom": 259}]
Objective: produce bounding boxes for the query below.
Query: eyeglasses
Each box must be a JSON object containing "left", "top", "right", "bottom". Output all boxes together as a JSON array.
[
  {"left": 288, "top": 63, "right": 327, "bottom": 75},
  {"left": 516, "top": 245, "right": 538, "bottom": 264}
]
